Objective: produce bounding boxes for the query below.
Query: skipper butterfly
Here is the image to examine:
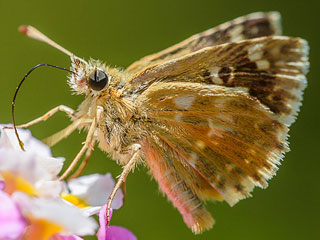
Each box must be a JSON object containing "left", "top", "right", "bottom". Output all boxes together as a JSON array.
[{"left": 10, "top": 12, "right": 309, "bottom": 233}]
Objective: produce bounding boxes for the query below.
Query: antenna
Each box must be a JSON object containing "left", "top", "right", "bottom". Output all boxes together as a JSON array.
[
  {"left": 12, "top": 25, "right": 84, "bottom": 150},
  {"left": 11, "top": 64, "right": 75, "bottom": 151},
  {"left": 19, "top": 25, "right": 75, "bottom": 57}
]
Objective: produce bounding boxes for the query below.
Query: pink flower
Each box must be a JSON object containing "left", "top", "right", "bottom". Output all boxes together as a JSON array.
[
  {"left": 52, "top": 234, "right": 84, "bottom": 240},
  {"left": 0, "top": 190, "right": 26, "bottom": 239},
  {"left": 0, "top": 125, "right": 64, "bottom": 197},
  {"left": 97, "top": 205, "right": 136, "bottom": 240},
  {"left": 0, "top": 124, "right": 52, "bottom": 156},
  {"left": 0, "top": 125, "right": 136, "bottom": 240},
  {"left": 63, "top": 173, "right": 124, "bottom": 216},
  {"left": 0, "top": 126, "right": 97, "bottom": 239}
]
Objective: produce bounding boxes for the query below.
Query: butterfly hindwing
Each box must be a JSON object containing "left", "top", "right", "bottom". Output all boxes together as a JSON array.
[
  {"left": 142, "top": 139, "right": 217, "bottom": 234},
  {"left": 138, "top": 82, "right": 289, "bottom": 232},
  {"left": 126, "top": 12, "right": 281, "bottom": 74}
]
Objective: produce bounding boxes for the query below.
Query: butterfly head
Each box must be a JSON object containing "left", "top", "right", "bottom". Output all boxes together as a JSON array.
[{"left": 69, "top": 56, "right": 117, "bottom": 96}]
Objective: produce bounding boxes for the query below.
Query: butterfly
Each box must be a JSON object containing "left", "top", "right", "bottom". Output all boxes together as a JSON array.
[{"left": 11, "top": 11, "right": 309, "bottom": 234}]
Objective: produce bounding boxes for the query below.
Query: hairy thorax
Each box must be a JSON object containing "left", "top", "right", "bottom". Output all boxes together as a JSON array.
[{"left": 75, "top": 86, "right": 145, "bottom": 165}]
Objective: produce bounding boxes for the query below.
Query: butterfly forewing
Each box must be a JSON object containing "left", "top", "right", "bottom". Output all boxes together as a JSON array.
[
  {"left": 126, "top": 11, "right": 282, "bottom": 74},
  {"left": 126, "top": 36, "right": 308, "bottom": 126}
]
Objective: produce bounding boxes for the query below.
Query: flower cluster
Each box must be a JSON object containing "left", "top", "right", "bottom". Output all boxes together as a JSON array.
[{"left": 0, "top": 125, "right": 136, "bottom": 240}]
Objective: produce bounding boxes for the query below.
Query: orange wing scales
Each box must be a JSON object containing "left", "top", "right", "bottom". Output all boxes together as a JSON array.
[{"left": 139, "top": 82, "right": 289, "bottom": 208}]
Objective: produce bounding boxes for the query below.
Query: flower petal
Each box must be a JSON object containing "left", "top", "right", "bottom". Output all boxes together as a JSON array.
[
  {"left": 0, "top": 124, "right": 51, "bottom": 156},
  {"left": 0, "top": 148, "right": 64, "bottom": 197},
  {"left": 53, "top": 234, "right": 84, "bottom": 240},
  {"left": 25, "top": 218, "right": 64, "bottom": 240},
  {"left": 12, "top": 192, "right": 98, "bottom": 236},
  {"left": 67, "top": 173, "right": 123, "bottom": 209},
  {"left": 0, "top": 148, "right": 48, "bottom": 182},
  {"left": 97, "top": 205, "right": 137, "bottom": 240},
  {"left": 0, "top": 190, "right": 26, "bottom": 239},
  {"left": 0, "top": 128, "right": 64, "bottom": 197},
  {"left": 105, "top": 226, "right": 137, "bottom": 240},
  {"left": 97, "top": 206, "right": 111, "bottom": 240},
  {"left": 35, "top": 180, "right": 64, "bottom": 198},
  {"left": 0, "top": 125, "right": 65, "bottom": 182},
  {"left": 0, "top": 180, "right": 4, "bottom": 190}
]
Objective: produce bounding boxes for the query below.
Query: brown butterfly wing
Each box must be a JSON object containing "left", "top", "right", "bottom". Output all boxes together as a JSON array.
[
  {"left": 126, "top": 11, "right": 281, "bottom": 74},
  {"left": 126, "top": 36, "right": 308, "bottom": 126},
  {"left": 132, "top": 36, "right": 308, "bottom": 232},
  {"left": 139, "top": 82, "right": 288, "bottom": 233}
]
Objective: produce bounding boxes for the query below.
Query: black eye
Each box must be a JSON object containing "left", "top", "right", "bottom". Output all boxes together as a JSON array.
[{"left": 89, "top": 69, "right": 109, "bottom": 91}]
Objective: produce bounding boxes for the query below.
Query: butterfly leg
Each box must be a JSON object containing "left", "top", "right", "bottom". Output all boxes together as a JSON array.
[
  {"left": 42, "top": 118, "right": 92, "bottom": 147},
  {"left": 4, "top": 105, "right": 75, "bottom": 129},
  {"left": 106, "top": 143, "right": 141, "bottom": 225},
  {"left": 59, "top": 106, "right": 103, "bottom": 180},
  {"left": 69, "top": 139, "right": 96, "bottom": 179}
]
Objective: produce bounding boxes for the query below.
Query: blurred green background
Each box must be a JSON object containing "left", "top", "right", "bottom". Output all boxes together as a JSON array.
[{"left": 1, "top": 0, "right": 319, "bottom": 239}]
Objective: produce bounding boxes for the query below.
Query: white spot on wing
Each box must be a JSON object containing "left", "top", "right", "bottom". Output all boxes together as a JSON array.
[
  {"left": 208, "top": 120, "right": 215, "bottom": 137},
  {"left": 174, "top": 96, "right": 195, "bottom": 109},
  {"left": 256, "top": 60, "right": 270, "bottom": 70},
  {"left": 235, "top": 87, "right": 249, "bottom": 93},
  {"left": 250, "top": 26, "right": 259, "bottom": 35},
  {"left": 174, "top": 113, "right": 183, "bottom": 121},
  {"left": 208, "top": 120, "right": 224, "bottom": 138},
  {"left": 248, "top": 43, "right": 264, "bottom": 62},
  {"left": 249, "top": 51, "right": 263, "bottom": 61},
  {"left": 189, "top": 153, "right": 198, "bottom": 167},
  {"left": 248, "top": 43, "right": 264, "bottom": 55},
  {"left": 210, "top": 66, "right": 223, "bottom": 84},
  {"left": 229, "top": 25, "right": 244, "bottom": 42}
]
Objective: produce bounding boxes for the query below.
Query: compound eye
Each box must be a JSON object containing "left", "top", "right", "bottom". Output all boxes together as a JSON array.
[{"left": 89, "top": 69, "right": 109, "bottom": 91}]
